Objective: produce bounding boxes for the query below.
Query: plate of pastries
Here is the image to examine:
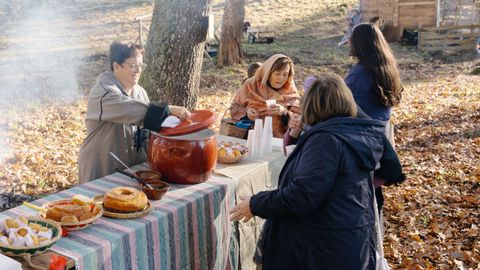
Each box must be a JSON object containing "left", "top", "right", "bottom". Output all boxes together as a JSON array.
[
  {"left": 0, "top": 216, "right": 62, "bottom": 256},
  {"left": 217, "top": 141, "right": 248, "bottom": 164},
  {"left": 41, "top": 195, "right": 103, "bottom": 231},
  {"left": 98, "top": 187, "right": 152, "bottom": 219}
]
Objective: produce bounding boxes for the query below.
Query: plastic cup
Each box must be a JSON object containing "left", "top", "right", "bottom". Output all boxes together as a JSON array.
[
  {"left": 254, "top": 119, "right": 264, "bottom": 157},
  {"left": 265, "top": 99, "right": 276, "bottom": 107},
  {"left": 262, "top": 116, "right": 273, "bottom": 154},
  {"left": 246, "top": 130, "right": 255, "bottom": 157}
]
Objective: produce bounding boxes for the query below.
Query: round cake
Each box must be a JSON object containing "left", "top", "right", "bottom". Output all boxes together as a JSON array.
[{"left": 103, "top": 187, "right": 148, "bottom": 212}]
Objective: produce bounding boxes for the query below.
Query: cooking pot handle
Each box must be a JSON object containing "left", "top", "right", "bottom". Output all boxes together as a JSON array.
[{"left": 169, "top": 146, "right": 191, "bottom": 159}]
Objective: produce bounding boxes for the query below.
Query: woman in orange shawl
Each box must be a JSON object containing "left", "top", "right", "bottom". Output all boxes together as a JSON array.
[{"left": 230, "top": 54, "right": 300, "bottom": 138}]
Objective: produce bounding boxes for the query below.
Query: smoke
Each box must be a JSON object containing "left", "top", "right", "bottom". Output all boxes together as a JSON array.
[
  {"left": 0, "top": 6, "right": 83, "bottom": 104},
  {"left": 0, "top": 3, "right": 85, "bottom": 161},
  {"left": 0, "top": 129, "right": 8, "bottom": 165}
]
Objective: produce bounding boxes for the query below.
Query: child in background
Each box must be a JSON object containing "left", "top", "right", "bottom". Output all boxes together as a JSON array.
[{"left": 243, "top": 62, "right": 262, "bottom": 84}]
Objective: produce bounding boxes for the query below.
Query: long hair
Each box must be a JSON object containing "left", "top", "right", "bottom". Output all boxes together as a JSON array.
[
  {"left": 350, "top": 23, "right": 403, "bottom": 107},
  {"left": 302, "top": 73, "right": 357, "bottom": 126}
]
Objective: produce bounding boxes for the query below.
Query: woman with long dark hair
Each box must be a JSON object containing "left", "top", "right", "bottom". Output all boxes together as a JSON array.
[
  {"left": 346, "top": 22, "right": 403, "bottom": 125},
  {"left": 346, "top": 22, "right": 404, "bottom": 237}
]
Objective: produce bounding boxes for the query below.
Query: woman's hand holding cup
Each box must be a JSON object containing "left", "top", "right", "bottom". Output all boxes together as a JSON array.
[
  {"left": 169, "top": 105, "right": 191, "bottom": 121},
  {"left": 288, "top": 113, "right": 302, "bottom": 129},
  {"left": 247, "top": 107, "right": 259, "bottom": 120},
  {"left": 267, "top": 103, "right": 287, "bottom": 116}
]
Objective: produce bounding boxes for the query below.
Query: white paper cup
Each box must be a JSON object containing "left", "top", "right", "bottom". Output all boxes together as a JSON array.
[
  {"left": 246, "top": 130, "right": 255, "bottom": 156},
  {"left": 262, "top": 116, "right": 273, "bottom": 154},
  {"left": 265, "top": 99, "right": 276, "bottom": 107}
]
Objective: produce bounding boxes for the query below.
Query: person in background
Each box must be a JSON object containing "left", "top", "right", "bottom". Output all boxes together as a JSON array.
[
  {"left": 230, "top": 73, "right": 405, "bottom": 269},
  {"left": 78, "top": 41, "right": 190, "bottom": 183},
  {"left": 346, "top": 23, "right": 404, "bottom": 236},
  {"left": 338, "top": 7, "right": 362, "bottom": 46},
  {"left": 282, "top": 75, "right": 317, "bottom": 147},
  {"left": 230, "top": 54, "right": 300, "bottom": 138},
  {"left": 345, "top": 22, "right": 403, "bottom": 147},
  {"left": 242, "top": 62, "right": 262, "bottom": 84},
  {"left": 247, "top": 62, "right": 262, "bottom": 79}
]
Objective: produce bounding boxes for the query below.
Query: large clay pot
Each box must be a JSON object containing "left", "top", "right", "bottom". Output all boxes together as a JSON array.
[{"left": 147, "top": 129, "right": 217, "bottom": 184}]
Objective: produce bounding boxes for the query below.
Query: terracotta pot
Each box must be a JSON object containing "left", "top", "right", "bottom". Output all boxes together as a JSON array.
[{"left": 147, "top": 129, "right": 217, "bottom": 184}]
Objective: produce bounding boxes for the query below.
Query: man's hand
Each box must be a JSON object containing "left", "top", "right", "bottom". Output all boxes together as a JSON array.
[{"left": 169, "top": 105, "right": 191, "bottom": 120}]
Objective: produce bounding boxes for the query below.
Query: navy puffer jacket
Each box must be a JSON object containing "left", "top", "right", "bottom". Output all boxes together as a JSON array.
[{"left": 250, "top": 117, "right": 390, "bottom": 270}]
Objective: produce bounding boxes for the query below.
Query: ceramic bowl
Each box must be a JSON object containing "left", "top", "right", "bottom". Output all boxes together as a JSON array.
[
  {"left": 141, "top": 179, "right": 169, "bottom": 201},
  {"left": 135, "top": 170, "right": 162, "bottom": 182}
]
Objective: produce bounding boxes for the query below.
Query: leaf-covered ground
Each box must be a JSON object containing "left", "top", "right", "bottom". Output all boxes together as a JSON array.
[{"left": 0, "top": 0, "right": 479, "bottom": 269}]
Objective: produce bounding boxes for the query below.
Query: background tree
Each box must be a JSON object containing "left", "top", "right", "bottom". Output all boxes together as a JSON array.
[
  {"left": 217, "top": 0, "right": 245, "bottom": 66},
  {"left": 140, "top": 0, "right": 212, "bottom": 109}
]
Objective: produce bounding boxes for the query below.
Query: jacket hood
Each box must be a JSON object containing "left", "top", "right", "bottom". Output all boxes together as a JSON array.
[
  {"left": 255, "top": 54, "right": 295, "bottom": 90},
  {"left": 302, "top": 117, "right": 386, "bottom": 171}
]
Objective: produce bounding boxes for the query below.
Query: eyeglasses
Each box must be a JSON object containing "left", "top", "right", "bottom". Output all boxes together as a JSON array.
[{"left": 123, "top": 62, "right": 147, "bottom": 71}]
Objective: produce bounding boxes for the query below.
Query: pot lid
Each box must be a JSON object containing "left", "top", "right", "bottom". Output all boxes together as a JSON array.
[{"left": 158, "top": 110, "right": 216, "bottom": 136}]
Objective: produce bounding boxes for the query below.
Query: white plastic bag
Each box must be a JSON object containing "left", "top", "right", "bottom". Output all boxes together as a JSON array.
[{"left": 372, "top": 172, "right": 391, "bottom": 270}]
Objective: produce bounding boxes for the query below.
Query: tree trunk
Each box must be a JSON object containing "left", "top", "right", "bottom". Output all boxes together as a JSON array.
[
  {"left": 217, "top": 0, "right": 245, "bottom": 66},
  {"left": 140, "top": 0, "right": 212, "bottom": 110}
]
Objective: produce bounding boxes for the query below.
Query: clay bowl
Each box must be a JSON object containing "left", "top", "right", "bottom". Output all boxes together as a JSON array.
[
  {"left": 134, "top": 170, "right": 168, "bottom": 200},
  {"left": 140, "top": 179, "right": 169, "bottom": 201},
  {"left": 135, "top": 170, "right": 162, "bottom": 182}
]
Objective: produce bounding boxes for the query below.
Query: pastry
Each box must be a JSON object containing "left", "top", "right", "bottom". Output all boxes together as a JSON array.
[
  {"left": 45, "top": 203, "right": 89, "bottom": 222},
  {"left": 60, "top": 215, "right": 79, "bottom": 223},
  {"left": 103, "top": 187, "right": 148, "bottom": 212}
]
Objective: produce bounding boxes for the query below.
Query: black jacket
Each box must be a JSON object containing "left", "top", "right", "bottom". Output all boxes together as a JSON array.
[{"left": 250, "top": 117, "right": 401, "bottom": 270}]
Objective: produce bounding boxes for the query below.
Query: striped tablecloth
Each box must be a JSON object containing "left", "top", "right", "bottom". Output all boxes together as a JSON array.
[{"left": 1, "top": 164, "right": 237, "bottom": 270}]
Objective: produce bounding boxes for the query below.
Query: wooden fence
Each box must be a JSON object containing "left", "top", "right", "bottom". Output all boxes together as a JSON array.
[
  {"left": 418, "top": 24, "right": 480, "bottom": 54},
  {"left": 134, "top": 14, "right": 152, "bottom": 46}
]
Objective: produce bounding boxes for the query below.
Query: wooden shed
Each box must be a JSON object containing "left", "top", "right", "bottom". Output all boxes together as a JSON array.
[
  {"left": 360, "top": 0, "right": 437, "bottom": 28},
  {"left": 360, "top": 0, "right": 480, "bottom": 53},
  {"left": 360, "top": 0, "right": 480, "bottom": 28}
]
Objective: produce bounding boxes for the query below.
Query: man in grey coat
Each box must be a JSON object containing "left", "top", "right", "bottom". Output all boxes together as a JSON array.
[{"left": 78, "top": 42, "right": 189, "bottom": 183}]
